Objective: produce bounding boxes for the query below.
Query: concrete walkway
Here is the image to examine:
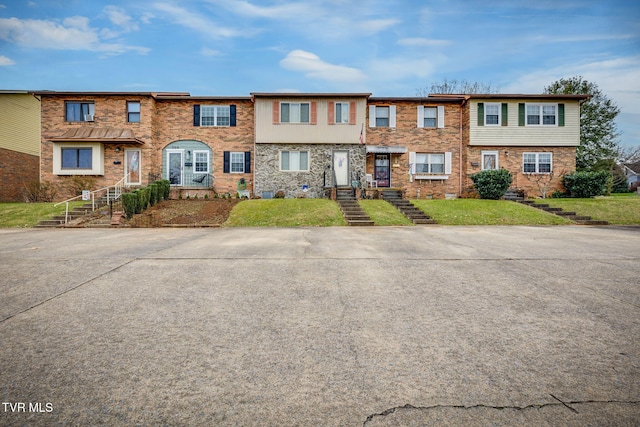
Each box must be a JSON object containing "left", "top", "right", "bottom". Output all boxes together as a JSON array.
[{"left": 0, "top": 226, "right": 638, "bottom": 426}]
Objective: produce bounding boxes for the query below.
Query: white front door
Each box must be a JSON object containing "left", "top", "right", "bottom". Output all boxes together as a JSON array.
[
  {"left": 167, "top": 150, "right": 184, "bottom": 186},
  {"left": 333, "top": 150, "right": 349, "bottom": 187}
]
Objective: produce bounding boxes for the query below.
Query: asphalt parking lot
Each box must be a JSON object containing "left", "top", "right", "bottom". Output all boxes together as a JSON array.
[{"left": 1, "top": 226, "right": 639, "bottom": 426}]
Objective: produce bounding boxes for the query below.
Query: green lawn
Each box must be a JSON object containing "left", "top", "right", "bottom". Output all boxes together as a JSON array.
[
  {"left": 224, "top": 199, "right": 346, "bottom": 226},
  {"left": 412, "top": 199, "right": 572, "bottom": 225},
  {"left": 358, "top": 200, "right": 413, "bottom": 226},
  {"left": 533, "top": 195, "right": 640, "bottom": 224},
  {"left": 0, "top": 201, "right": 85, "bottom": 228}
]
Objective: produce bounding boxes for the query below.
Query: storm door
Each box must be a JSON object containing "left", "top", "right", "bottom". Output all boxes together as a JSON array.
[
  {"left": 374, "top": 154, "right": 390, "bottom": 187},
  {"left": 167, "top": 150, "right": 184, "bottom": 186}
]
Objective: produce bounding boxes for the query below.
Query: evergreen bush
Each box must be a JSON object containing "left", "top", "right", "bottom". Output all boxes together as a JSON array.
[
  {"left": 562, "top": 171, "right": 611, "bottom": 198},
  {"left": 470, "top": 168, "right": 513, "bottom": 200}
]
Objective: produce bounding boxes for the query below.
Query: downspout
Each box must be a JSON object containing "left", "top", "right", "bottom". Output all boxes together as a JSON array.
[{"left": 459, "top": 97, "right": 468, "bottom": 196}]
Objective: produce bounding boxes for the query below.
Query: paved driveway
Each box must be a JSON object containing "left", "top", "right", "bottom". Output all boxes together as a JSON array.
[{"left": 0, "top": 226, "right": 639, "bottom": 426}]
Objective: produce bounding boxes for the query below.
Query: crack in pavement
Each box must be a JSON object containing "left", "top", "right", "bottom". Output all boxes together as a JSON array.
[{"left": 362, "top": 398, "right": 640, "bottom": 426}]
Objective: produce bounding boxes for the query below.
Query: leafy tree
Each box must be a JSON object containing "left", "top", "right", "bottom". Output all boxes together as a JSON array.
[
  {"left": 543, "top": 76, "right": 620, "bottom": 171},
  {"left": 417, "top": 78, "right": 498, "bottom": 96}
]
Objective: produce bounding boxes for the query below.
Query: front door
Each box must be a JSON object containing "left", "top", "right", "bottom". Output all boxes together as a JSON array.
[
  {"left": 125, "top": 149, "right": 141, "bottom": 185},
  {"left": 167, "top": 150, "right": 183, "bottom": 186},
  {"left": 375, "top": 154, "right": 390, "bottom": 187},
  {"left": 333, "top": 150, "right": 349, "bottom": 186}
]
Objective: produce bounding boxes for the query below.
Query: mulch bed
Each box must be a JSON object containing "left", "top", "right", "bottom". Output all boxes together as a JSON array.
[{"left": 127, "top": 199, "right": 242, "bottom": 227}]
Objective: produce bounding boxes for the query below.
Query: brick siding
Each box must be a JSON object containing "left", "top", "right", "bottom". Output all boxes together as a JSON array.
[{"left": 0, "top": 147, "right": 39, "bottom": 202}]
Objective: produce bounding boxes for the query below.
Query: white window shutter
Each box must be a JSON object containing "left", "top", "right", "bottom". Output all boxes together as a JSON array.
[
  {"left": 437, "top": 106, "right": 445, "bottom": 128},
  {"left": 409, "top": 152, "right": 416, "bottom": 174},
  {"left": 369, "top": 105, "right": 376, "bottom": 128},
  {"left": 444, "top": 152, "right": 452, "bottom": 174},
  {"left": 417, "top": 106, "right": 424, "bottom": 128},
  {"left": 389, "top": 105, "right": 396, "bottom": 128}
]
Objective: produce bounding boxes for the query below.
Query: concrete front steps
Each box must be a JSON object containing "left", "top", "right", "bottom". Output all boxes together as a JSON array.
[
  {"left": 36, "top": 190, "right": 121, "bottom": 228},
  {"left": 336, "top": 187, "right": 374, "bottom": 226},
  {"left": 519, "top": 200, "right": 609, "bottom": 225},
  {"left": 380, "top": 189, "right": 437, "bottom": 224},
  {"left": 35, "top": 203, "right": 95, "bottom": 228}
]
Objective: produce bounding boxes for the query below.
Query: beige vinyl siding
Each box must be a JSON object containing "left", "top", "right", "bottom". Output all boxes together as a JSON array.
[
  {"left": 255, "top": 97, "right": 366, "bottom": 144},
  {"left": 469, "top": 100, "right": 581, "bottom": 146},
  {"left": 0, "top": 93, "right": 41, "bottom": 156}
]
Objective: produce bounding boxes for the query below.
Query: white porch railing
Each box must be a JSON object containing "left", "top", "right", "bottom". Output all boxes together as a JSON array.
[{"left": 54, "top": 174, "right": 130, "bottom": 224}]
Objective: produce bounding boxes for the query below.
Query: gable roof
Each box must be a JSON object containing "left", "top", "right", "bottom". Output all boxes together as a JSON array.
[{"left": 623, "top": 162, "right": 640, "bottom": 175}]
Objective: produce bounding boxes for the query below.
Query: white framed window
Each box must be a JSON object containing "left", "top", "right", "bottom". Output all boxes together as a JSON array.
[
  {"left": 193, "top": 150, "right": 210, "bottom": 174},
  {"left": 523, "top": 152, "right": 552, "bottom": 173},
  {"left": 230, "top": 152, "right": 245, "bottom": 173},
  {"left": 417, "top": 105, "right": 445, "bottom": 128},
  {"left": 127, "top": 101, "right": 140, "bottom": 123},
  {"left": 526, "top": 104, "right": 557, "bottom": 126},
  {"left": 485, "top": 103, "right": 501, "bottom": 125},
  {"left": 281, "top": 102, "right": 310, "bottom": 123},
  {"left": 335, "top": 102, "right": 349, "bottom": 124},
  {"left": 415, "top": 153, "right": 445, "bottom": 174},
  {"left": 280, "top": 151, "right": 309, "bottom": 171},
  {"left": 481, "top": 151, "right": 499, "bottom": 170},
  {"left": 375, "top": 106, "right": 390, "bottom": 127},
  {"left": 201, "top": 105, "right": 230, "bottom": 126}
]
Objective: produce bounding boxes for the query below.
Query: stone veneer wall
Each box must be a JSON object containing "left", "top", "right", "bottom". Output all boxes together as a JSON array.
[{"left": 255, "top": 144, "right": 366, "bottom": 198}]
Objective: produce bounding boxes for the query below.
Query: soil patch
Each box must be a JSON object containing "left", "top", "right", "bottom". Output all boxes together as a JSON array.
[{"left": 127, "top": 199, "right": 242, "bottom": 227}]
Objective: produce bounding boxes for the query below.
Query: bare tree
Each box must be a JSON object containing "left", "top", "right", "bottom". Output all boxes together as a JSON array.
[
  {"left": 417, "top": 78, "right": 499, "bottom": 96},
  {"left": 524, "top": 169, "right": 565, "bottom": 199}
]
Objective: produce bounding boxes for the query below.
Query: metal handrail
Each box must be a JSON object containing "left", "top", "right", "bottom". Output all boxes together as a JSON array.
[{"left": 54, "top": 174, "right": 130, "bottom": 224}]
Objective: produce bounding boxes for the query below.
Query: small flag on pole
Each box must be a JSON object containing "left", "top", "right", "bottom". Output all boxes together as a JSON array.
[{"left": 359, "top": 123, "right": 364, "bottom": 145}]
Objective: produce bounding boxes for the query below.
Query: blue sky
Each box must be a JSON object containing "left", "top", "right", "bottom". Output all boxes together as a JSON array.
[{"left": 1, "top": 0, "right": 638, "bottom": 147}]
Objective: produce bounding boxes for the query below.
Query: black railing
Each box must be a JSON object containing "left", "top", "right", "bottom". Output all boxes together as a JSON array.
[{"left": 168, "top": 171, "right": 214, "bottom": 188}]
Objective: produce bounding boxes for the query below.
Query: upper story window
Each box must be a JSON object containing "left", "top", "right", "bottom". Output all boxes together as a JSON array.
[
  {"left": 281, "top": 102, "right": 310, "bottom": 123},
  {"left": 335, "top": 102, "right": 350, "bottom": 124},
  {"left": 527, "top": 104, "right": 556, "bottom": 126},
  {"left": 375, "top": 106, "right": 390, "bottom": 127},
  {"left": 65, "top": 101, "right": 95, "bottom": 122},
  {"left": 417, "top": 105, "right": 445, "bottom": 128},
  {"left": 202, "top": 105, "right": 230, "bottom": 126},
  {"left": 127, "top": 101, "right": 140, "bottom": 123},
  {"left": 485, "top": 103, "right": 500, "bottom": 125}
]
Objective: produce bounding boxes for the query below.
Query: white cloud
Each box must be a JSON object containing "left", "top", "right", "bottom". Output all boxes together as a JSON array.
[
  {"left": 0, "top": 16, "right": 149, "bottom": 55},
  {"left": 103, "top": 5, "right": 139, "bottom": 33},
  {"left": 503, "top": 56, "right": 640, "bottom": 115},
  {"left": 153, "top": 3, "right": 242, "bottom": 38},
  {"left": 209, "top": 0, "right": 311, "bottom": 19},
  {"left": 0, "top": 17, "right": 99, "bottom": 50},
  {"left": 280, "top": 50, "right": 366, "bottom": 83},
  {"left": 0, "top": 55, "right": 15, "bottom": 65},
  {"left": 397, "top": 37, "right": 452, "bottom": 47}
]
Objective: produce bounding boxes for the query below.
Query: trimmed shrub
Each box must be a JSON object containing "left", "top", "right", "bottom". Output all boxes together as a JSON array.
[
  {"left": 562, "top": 171, "right": 611, "bottom": 198},
  {"left": 122, "top": 192, "right": 137, "bottom": 219},
  {"left": 470, "top": 168, "right": 513, "bottom": 200}
]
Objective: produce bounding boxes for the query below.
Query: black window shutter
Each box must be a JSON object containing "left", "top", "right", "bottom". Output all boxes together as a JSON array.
[
  {"left": 558, "top": 103, "right": 565, "bottom": 127},
  {"left": 244, "top": 151, "right": 251, "bottom": 173},
  {"left": 501, "top": 103, "right": 508, "bottom": 126},
  {"left": 518, "top": 103, "right": 525, "bottom": 126},
  {"left": 477, "top": 103, "right": 484, "bottom": 126},
  {"left": 223, "top": 151, "right": 230, "bottom": 173},
  {"left": 230, "top": 105, "right": 237, "bottom": 127},
  {"left": 194, "top": 105, "right": 200, "bottom": 126}
]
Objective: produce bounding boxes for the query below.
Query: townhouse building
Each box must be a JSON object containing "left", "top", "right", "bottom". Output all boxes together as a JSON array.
[
  {"left": 38, "top": 91, "right": 254, "bottom": 200},
  {"left": 33, "top": 90, "right": 587, "bottom": 202}
]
